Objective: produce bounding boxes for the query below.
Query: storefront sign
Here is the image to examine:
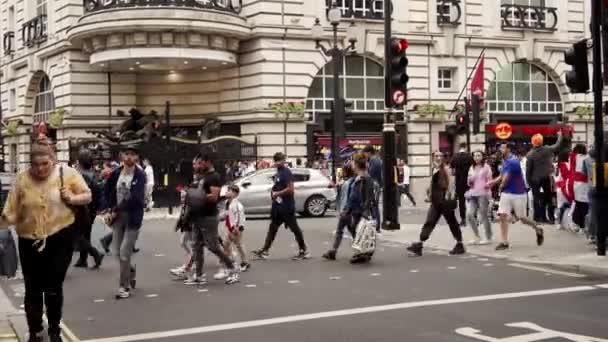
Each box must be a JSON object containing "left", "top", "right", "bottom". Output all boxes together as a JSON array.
[
  {"left": 316, "top": 136, "right": 385, "bottom": 151},
  {"left": 487, "top": 124, "right": 573, "bottom": 140},
  {"left": 84, "top": 0, "right": 243, "bottom": 14}
]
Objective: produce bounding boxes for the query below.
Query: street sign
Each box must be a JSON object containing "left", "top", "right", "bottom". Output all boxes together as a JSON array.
[{"left": 392, "top": 90, "right": 406, "bottom": 106}]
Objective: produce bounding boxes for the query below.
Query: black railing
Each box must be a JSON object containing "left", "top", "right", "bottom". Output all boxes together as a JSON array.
[
  {"left": 83, "top": 0, "right": 242, "bottom": 15},
  {"left": 3, "top": 31, "right": 14, "bottom": 55},
  {"left": 21, "top": 15, "right": 47, "bottom": 48},
  {"left": 437, "top": 0, "right": 462, "bottom": 26},
  {"left": 501, "top": 4, "right": 558, "bottom": 32},
  {"left": 328, "top": 0, "right": 385, "bottom": 20}
]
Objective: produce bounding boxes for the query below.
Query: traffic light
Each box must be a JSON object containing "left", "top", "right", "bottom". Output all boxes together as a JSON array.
[
  {"left": 331, "top": 98, "right": 354, "bottom": 140},
  {"left": 388, "top": 38, "right": 409, "bottom": 108},
  {"left": 471, "top": 95, "right": 481, "bottom": 135},
  {"left": 564, "top": 39, "right": 589, "bottom": 93},
  {"left": 455, "top": 112, "right": 468, "bottom": 135}
]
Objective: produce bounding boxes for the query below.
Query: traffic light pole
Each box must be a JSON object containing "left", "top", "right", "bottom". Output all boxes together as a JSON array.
[
  {"left": 591, "top": 0, "right": 607, "bottom": 255},
  {"left": 464, "top": 96, "right": 471, "bottom": 152},
  {"left": 382, "top": 0, "right": 399, "bottom": 230}
]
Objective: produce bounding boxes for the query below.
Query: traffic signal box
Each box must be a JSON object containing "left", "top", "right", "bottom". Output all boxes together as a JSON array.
[{"left": 389, "top": 38, "right": 409, "bottom": 108}]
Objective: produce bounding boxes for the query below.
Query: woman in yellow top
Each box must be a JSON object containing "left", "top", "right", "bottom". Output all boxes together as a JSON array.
[{"left": 0, "top": 139, "right": 91, "bottom": 342}]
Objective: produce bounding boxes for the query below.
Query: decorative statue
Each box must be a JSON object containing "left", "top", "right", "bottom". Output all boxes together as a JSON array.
[
  {"left": 86, "top": 108, "right": 161, "bottom": 142},
  {"left": 200, "top": 118, "right": 221, "bottom": 141}
]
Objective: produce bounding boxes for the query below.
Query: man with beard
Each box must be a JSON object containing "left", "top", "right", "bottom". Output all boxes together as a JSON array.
[
  {"left": 252, "top": 152, "right": 310, "bottom": 260},
  {"left": 183, "top": 154, "right": 239, "bottom": 286}
]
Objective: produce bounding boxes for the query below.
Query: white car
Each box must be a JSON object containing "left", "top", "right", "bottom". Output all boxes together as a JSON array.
[{"left": 222, "top": 168, "right": 336, "bottom": 217}]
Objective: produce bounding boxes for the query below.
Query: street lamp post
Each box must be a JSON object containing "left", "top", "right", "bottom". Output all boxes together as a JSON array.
[{"left": 312, "top": 3, "right": 358, "bottom": 183}]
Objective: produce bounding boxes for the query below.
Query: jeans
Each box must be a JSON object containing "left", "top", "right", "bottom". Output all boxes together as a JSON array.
[
  {"left": 420, "top": 202, "right": 463, "bottom": 243},
  {"left": 192, "top": 215, "right": 234, "bottom": 278},
  {"left": 467, "top": 196, "right": 492, "bottom": 240},
  {"left": 262, "top": 208, "right": 307, "bottom": 252},
  {"left": 112, "top": 214, "right": 140, "bottom": 289},
  {"left": 76, "top": 217, "right": 101, "bottom": 263},
  {"left": 332, "top": 214, "right": 356, "bottom": 251},
  {"left": 530, "top": 177, "right": 554, "bottom": 222},
  {"left": 19, "top": 227, "right": 74, "bottom": 336}
]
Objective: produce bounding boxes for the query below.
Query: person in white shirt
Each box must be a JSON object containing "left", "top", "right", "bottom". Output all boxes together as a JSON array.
[
  {"left": 215, "top": 185, "right": 250, "bottom": 279},
  {"left": 398, "top": 159, "right": 416, "bottom": 206},
  {"left": 143, "top": 158, "right": 155, "bottom": 211}
]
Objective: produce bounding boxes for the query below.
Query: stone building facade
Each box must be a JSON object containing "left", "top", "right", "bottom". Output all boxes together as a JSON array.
[{"left": 0, "top": 0, "right": 601, "bottom": 177}]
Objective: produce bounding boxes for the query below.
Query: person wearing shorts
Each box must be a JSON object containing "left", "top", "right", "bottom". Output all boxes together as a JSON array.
[{"left": 488, "top": 142, "right": 544, "bottom": 251}]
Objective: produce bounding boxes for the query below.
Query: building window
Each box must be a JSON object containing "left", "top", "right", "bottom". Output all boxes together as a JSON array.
[
  {"left": 33, "top": 75, "right": 55, "bottom": 123},
  {"left": 10, "top": 144, "right": 18, "bottom": 173},
  {"left": 487, "top": 62, "right": 562, "bottom": 115},
  {"left": 332, "top": 0, "right": 384, "bottom": 20},
  {"left": 437, "top": 0, "right": 462, "bottom": 26},
  {"left": 36, "top": 0, "right": 47, "bottom": 16},
  {"left": 438, "top": 68, "right": 456, "bottom": 91},
  {"left": 8, "top": 6, "right": 15, "bottom": 31},
  {"left": 306, "top": 56, "right": 385, "bottom": 115},
  {"left": 500, "top": 0, "right": 557, "bottom": 32},
  {"left": 9, "top": 89, "right": 16, "bottom": 112}
]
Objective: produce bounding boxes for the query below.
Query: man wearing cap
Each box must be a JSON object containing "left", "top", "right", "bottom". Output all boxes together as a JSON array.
[
  {"left": 103, "top": 146, "right": 147, "bottom": 299},
  {"left": 252, "top": 152, "right": 310, "bottom": 260},
  {"left": 526, "top": 131, "right": 563, "bottom": 223}
]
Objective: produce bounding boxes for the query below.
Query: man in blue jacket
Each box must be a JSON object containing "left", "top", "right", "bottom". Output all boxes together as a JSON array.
[{"left": 103, "top": 145, "right": 146, "bottom": 299}]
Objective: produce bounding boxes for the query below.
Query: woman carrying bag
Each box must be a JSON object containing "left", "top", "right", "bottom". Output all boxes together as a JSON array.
[{"left": 0, "top": 138, "right": 92, "bottom": 342}]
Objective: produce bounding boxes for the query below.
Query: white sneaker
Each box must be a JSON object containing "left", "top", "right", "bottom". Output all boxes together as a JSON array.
[
  {"left": 169, "top": 265, "right": 186, "bottom": 275},
  {"left": 468, "top": 239, "right": 480, "bottom": 245},
  {"left": 115, "top": 287, "right": 131, "bottom": 299},
  {"left": 478, "top": 239, "right": 492, "bottom": 245},
  {"left": 225, "top": 270, "right": 240, "bottom": 285},
  {"left": 184, "top": 275, "right": 207, "bottom": 286},
  {"left": 213, "top": 269, "right": 228, "bottom": 280}
]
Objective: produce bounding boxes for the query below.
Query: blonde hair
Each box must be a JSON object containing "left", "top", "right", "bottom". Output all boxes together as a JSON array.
[{"left": 30, "top": 137, "right": 55, "bottom": 159}]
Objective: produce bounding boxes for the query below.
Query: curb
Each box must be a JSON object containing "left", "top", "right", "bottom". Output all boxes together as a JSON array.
[{"left": 379, "top": 237, "right": 608, "bottom": 278}]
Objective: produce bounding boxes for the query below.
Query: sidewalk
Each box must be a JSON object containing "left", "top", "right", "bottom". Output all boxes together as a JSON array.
[
  {"left": 380, "top": 221, "right": 608, "bottom": 277},
  {"left": 0, "top": 281, "right": 19, "bottom": 342}
]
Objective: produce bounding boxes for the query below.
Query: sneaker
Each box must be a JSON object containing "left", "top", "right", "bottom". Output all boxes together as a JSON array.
[
  {"left": 449, "top": 242, "right": 466, "bottom": 255},
  {"left": 240, "top": 262, "right": 251, "bottom": 272},
  {"left": 406, "top": 242, "right": 423, "bottom": 257},
  {"left": 495, "top": 242, "right": 510, "bottom": 251},
  {"left": 536, "top": 228, "right": 544, "bottom": 246},
  {"left": 225, "top": 270, "right": 240, "bottom": 285},
  {"left": 478, "top": 239, "right": 492, "bottom": 245},
  {"left": 170, "top": 269, "right": 188, "bottom": 280},
  {"left": 93, "top": 253, "right": 104, "bottom": 269},
  {"left": 349, "top": 253, "right": 370, "bottom": 264},
  {"left": 322, "top": 250, "right": 337, "bottom": 261},
  {"left": 252, "top": 249, "right": 269, "bottom": 260},
  {"left": 292, "top": 250, "right": 311, "bottom": 261},
  {"left": 184, "top": 275, "right": 207, "bottom": 286},
  {"left": 115, "top": 287, "right": 131, "bottom": 299},
  {"left": 468, "top": 239, "right": 480, "bottom": 245},
  {"left": 213, "top": 269, "right": 228, "bottom": 280},
  {"left": 170, "top": 265, "right": 186, "bottom": 275}
]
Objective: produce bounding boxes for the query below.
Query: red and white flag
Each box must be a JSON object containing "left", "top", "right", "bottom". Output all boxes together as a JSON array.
[{"left": 470, "top": 54, "right": 485, "bottom": 104}]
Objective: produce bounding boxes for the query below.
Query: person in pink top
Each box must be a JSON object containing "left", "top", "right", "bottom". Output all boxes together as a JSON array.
[{"left": 466, "top": 151, "right": 493, "bottom": 245}]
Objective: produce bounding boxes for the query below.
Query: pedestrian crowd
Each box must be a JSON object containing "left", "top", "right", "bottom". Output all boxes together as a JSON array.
[{"left": 0, "top": 130, "right": 606, "bottom": 342}]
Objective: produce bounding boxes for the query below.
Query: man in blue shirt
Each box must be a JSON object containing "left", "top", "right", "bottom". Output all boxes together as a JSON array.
[
  {"left": 488, "top": 142, "right": 543, "bottom": 251},
  {"left": 252, "top": 152, "right": 310, "bottom": 260}
]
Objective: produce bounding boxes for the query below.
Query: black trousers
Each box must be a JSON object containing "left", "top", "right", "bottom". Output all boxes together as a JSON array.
[
  {"left": 531, "top": 177, "right": 554, "bottom": 222},
  {"left": 456, "top": 189, "right": 467, "bottom": 223},
  {"left": 192, "top": 216, "right": 233, "bottom": 278},
  {"left": 399, "top": 185, "right": 416, "bottom": 206},
  {"left": 572, "top": 201, "right": 589, "bottom": 229},
  {"left": 19, "top": 227, "right": 74, "bottom": 335},
  {"left": 332, "top": 214, "right": 356, "bottom": 251},
  {"left": 262, "top": 208, "right": 307, "bottom": 252},
  {"left": 76, "top": 217, "right": 101, "bottom": 263},
  {"left": 420, "top": 202, "right": 463, "bottom": 243}
]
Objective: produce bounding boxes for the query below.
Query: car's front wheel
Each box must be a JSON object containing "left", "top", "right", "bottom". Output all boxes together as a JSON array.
[{"left": 304, "top": 195, "right": 328, "bottom": 217}]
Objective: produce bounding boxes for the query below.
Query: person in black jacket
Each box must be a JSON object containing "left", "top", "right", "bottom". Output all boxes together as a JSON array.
[
  {"left": 450, "top": 143, "right": 473, "bottom": 226},
  {"left": 407, "top": 151, "right": 465, "bottom": 257}
]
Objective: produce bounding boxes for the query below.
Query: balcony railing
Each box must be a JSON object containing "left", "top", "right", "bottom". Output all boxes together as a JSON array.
[
  {"left": 83, "top": 0, "right": 242, "bottom": 15},
  {"left": 328, "top": 0, "right": 384, "bottom": 20},
  {"left": 437, "top": 0, "right": 462, "bottom": 26},
  {"left": 21, "top": 15, "right": 47, "bottom": 48},
  {"left": 3, "top": 31, "right": 14, "bottom": 55},
  {"left": 501, "top": 4, "right": 558, "bottom": 32}
]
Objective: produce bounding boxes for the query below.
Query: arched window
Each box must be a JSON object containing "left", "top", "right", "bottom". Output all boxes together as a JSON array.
[
  {"left": 33, "top": 75, "right": 55, "bottom": 123},
  {"left": 487, "top": 62, "right": 562, "bottom": 115},
  {"left": 306, "top": 56, "right": 384, "bottom": 115}
]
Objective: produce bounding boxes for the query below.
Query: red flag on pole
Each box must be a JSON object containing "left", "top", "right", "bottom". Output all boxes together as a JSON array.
[{"left": 470, "top": 54, "right": 485, "bottom": 105}]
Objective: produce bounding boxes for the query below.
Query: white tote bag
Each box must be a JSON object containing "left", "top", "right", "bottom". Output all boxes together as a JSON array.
[{"left": 352, "top": 217, "right": 377, "bottom": 254}]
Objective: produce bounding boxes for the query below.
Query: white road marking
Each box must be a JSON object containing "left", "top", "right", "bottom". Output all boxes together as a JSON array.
[
  {"left": 483, "top": 263, "right": 494, "bottom": 267},
  {"left": 82, "top": 285, "right": 601, "bottom": 342},
  {"left": 447, "top": 266, "right": 457, "bottom": 270},
  {"left": 19, "top": 304, "right": 24, "bottom": 309},
  {"left": 197, "top": 289, "right": 208, "bottom": 293},
  {"left": 329, "top": 276, "right": 341, "bottom": 280},
  {"left": 478, "top": 258, "right": 489, "bottom": 261},
  {"left": 595, "top": 284, "right": 608, "bottom": 289},
  {"left": 508, "top": 263, "right": 586, "bottom": 278},
  {"left": 370, "top": 273, "right": 381, "bottom": 277},
  {"left": 323, "top": 241, "right": 329, "bottom": 245},
  {"left": 145, "top": 294, "right": 159, "bottom": 298},
  {"left": 154, "top": 254, "right": 165, "bottom": 257},
  {"left": 288, "top": 280, "right": 300, "bottom": 284},
  {"left": 456, "top": 321, "right": 608, "bottom": 341},
  {"left": 245, "top": 284, "right": 257, "bottom": 288},
  {"left": 410, "top": 270, "right": 419, "bottom": 273},
  {"left": 93, "top": 299, "right": 105, "bottom": 303}
]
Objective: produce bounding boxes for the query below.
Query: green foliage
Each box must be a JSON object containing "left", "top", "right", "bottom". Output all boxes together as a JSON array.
[
  {"left": 416, "top": 104, "right": 446, "bottom": 119},
  {"left": 270, "top": 102, "right": 306, "bottom": 121},
  {"left": 575, "top": 105, "right": 593, "bottom": 119},
  {"left": 49, "top": 108, "right": 67, "bottom": 129},
  {"left": 6, "top": 121, "right": 19, "bottom": 136}
]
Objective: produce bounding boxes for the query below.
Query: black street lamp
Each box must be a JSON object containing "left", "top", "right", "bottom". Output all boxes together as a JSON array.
[{"left": 312, "top": 2, "right": 358, "bottom": 183}]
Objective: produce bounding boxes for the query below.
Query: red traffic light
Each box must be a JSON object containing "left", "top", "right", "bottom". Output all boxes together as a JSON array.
[
  {"left": 457, "top": 114, "right": 465, "bottom": 124},
  {"left": 391, "top": 38, "right": 409, "bottom": 54}
]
